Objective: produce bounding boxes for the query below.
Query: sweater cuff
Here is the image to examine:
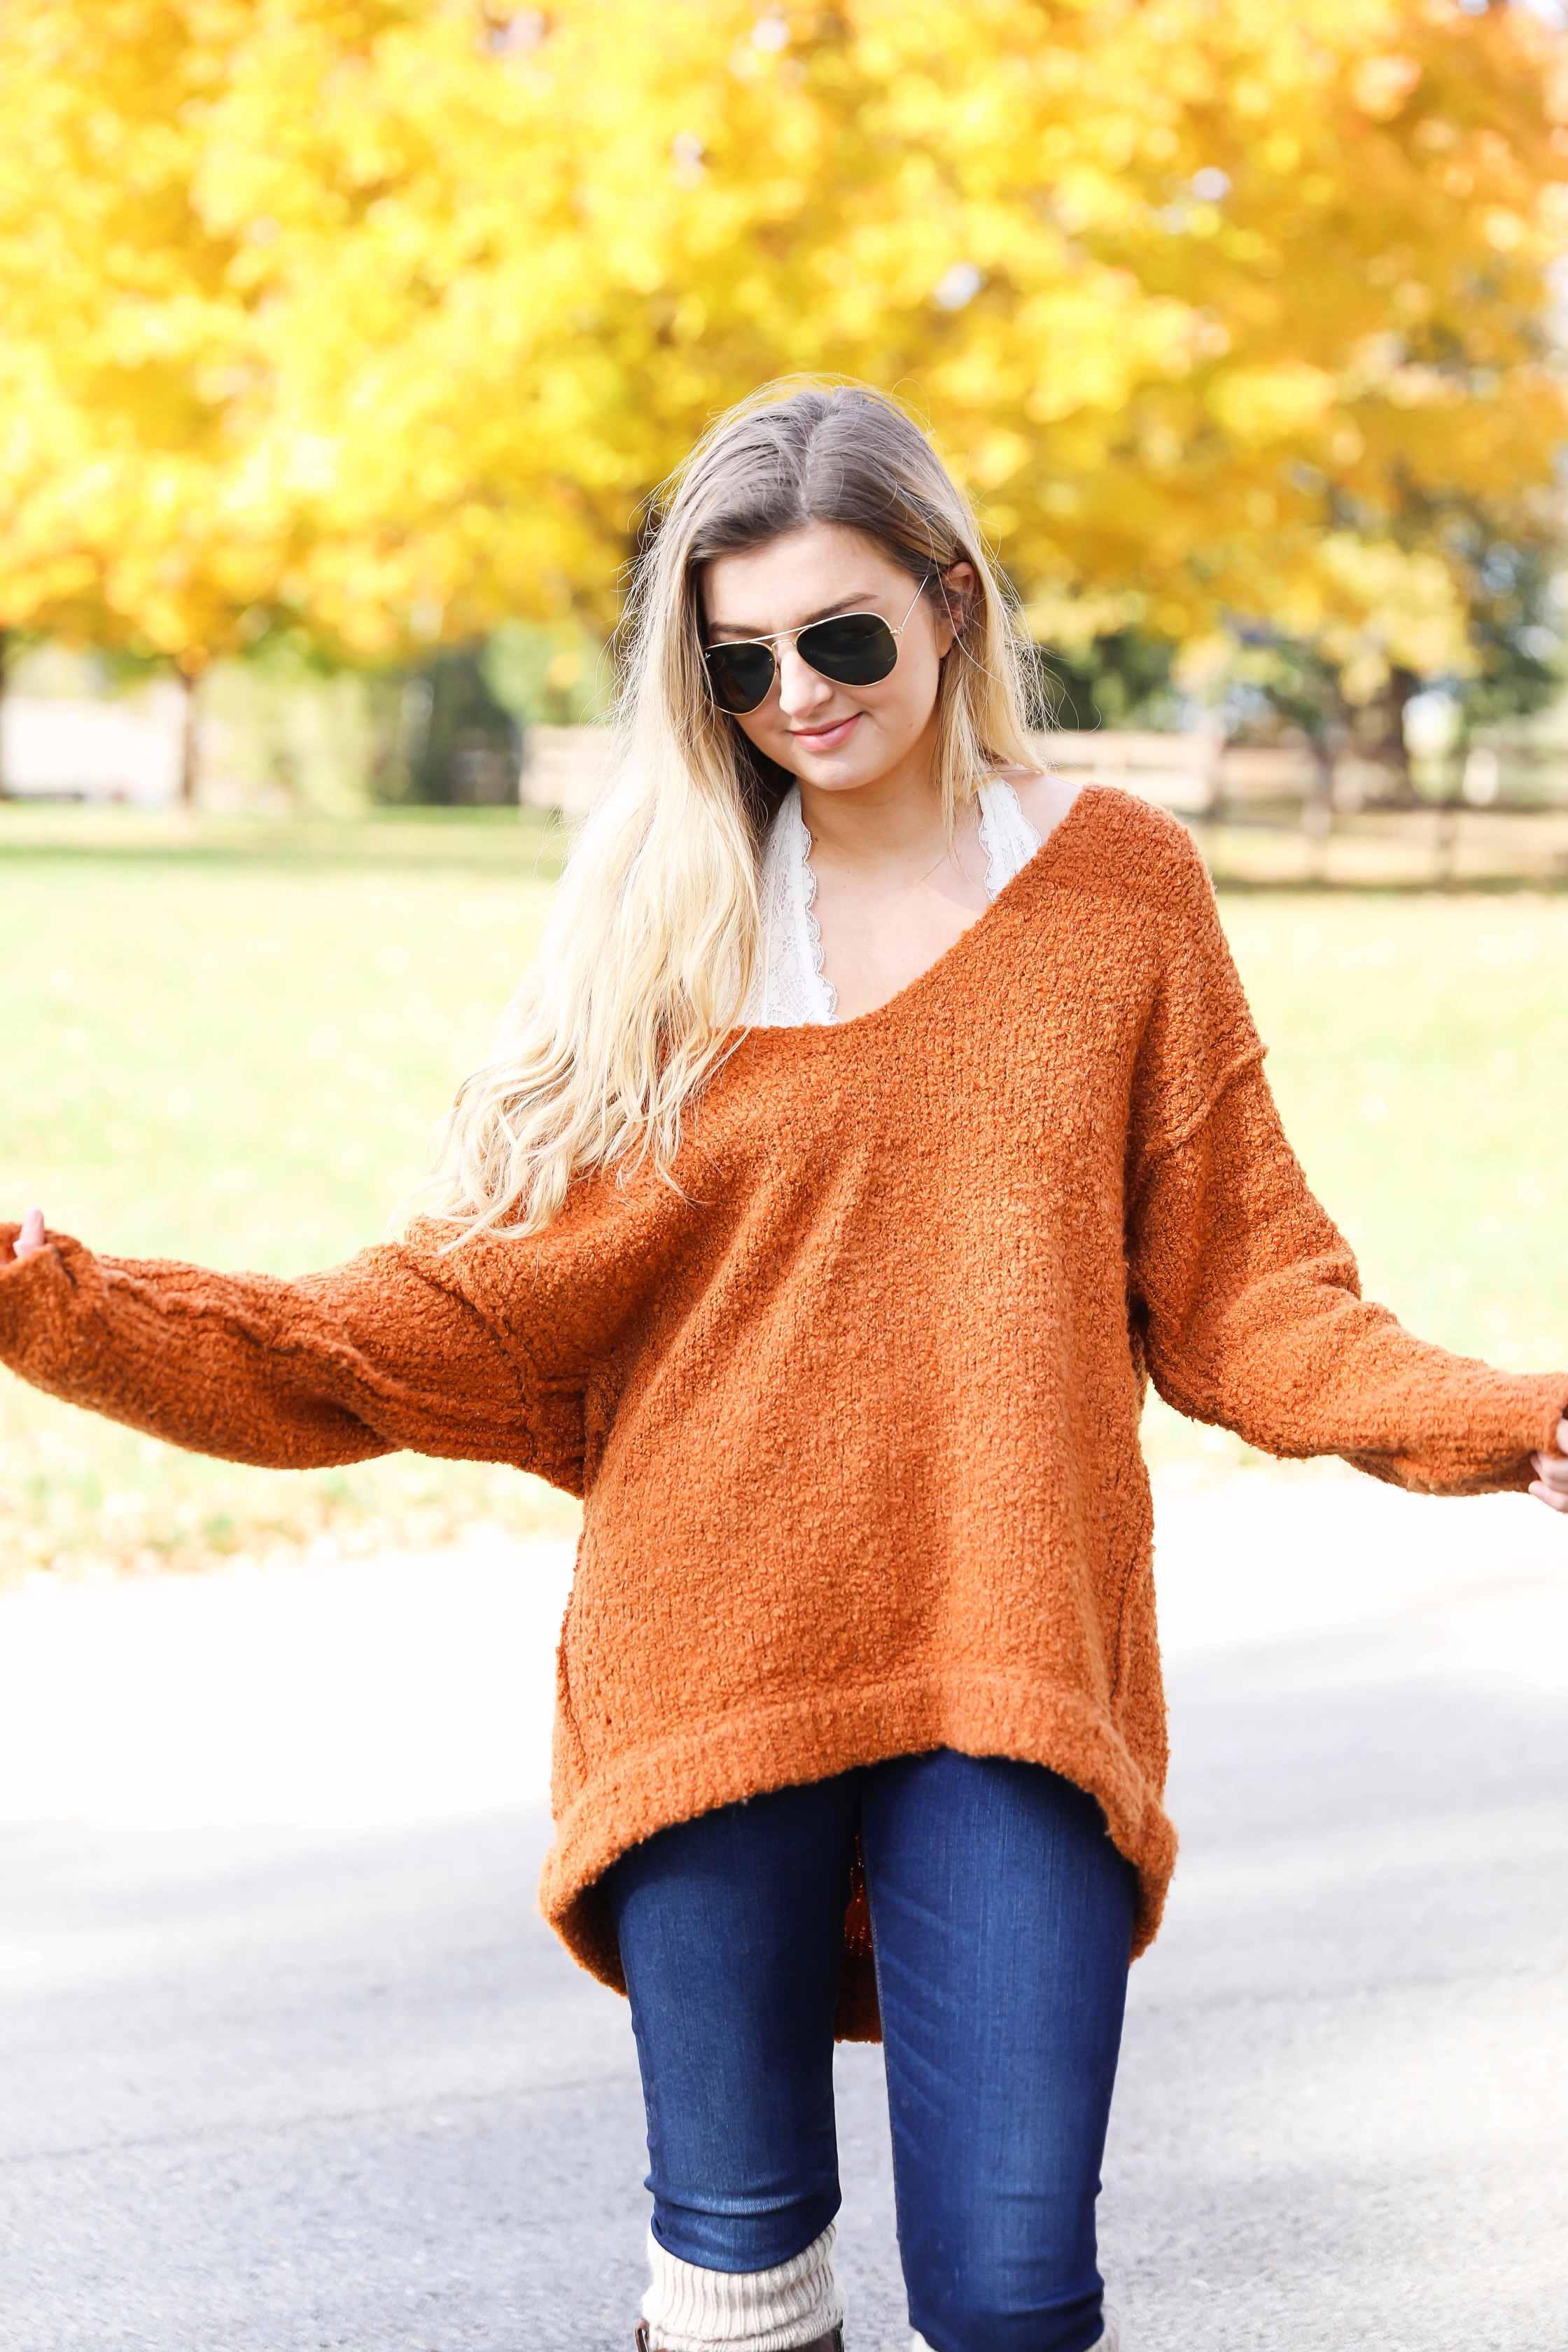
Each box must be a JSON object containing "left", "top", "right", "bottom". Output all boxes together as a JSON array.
[
  {"left": 1344, "top": 1373, "right": 1568, "bottom": 1496},
  {"left": 0, "top": 1231, "right": 90, "bottom": 1385},
  {"left": 1504, "top": 1376, "right": 1568, "bottom": 1482}
]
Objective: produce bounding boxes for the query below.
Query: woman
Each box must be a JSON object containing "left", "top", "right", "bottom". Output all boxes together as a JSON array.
[{"left": 4, "top": 382, "right": 1566, "bottom": 2352}]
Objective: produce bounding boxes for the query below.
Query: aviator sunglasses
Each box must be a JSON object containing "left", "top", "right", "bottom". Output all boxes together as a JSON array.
[{"left": 703, "top": 580, "right": 932, "bottom": 717}]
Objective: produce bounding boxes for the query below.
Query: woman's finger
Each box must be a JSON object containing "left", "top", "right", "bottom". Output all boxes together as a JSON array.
[
  {"left": 1527, "top": 1410, "right": 1568, "bottom": 1516},
  {"left": 13, "top": 1208, "right": 46, "bottom": 1261},
  {"left": 1528, "top": 1419, "right": 1568, "bottom": 1512}
]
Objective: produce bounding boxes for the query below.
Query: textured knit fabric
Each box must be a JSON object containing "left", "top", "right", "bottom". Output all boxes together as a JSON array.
[
  {"left": 912, "top": 2320, "right": 1118, "bottom": 2352},
  {"left": 743, "top": 777, "right": 1040, "bottom": 1026},
  {"left": 643, "top": 2223, "right": 844, "bottom": 2351},
  {"left": 3, "top": 790, "right": 1565, "bottom": 2036}
]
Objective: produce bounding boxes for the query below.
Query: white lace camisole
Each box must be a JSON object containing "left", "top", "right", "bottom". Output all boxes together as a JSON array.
[{"left": 741, "top": 776, "right": 1042, "bottom": 1028}]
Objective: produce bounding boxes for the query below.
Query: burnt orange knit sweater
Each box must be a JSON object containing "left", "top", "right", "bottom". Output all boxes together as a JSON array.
[{"left": 3, "top": 790, "right": 1564, "bottom": 2035}]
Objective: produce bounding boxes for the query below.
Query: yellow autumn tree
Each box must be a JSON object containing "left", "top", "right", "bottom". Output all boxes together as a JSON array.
[
  {"left": 1, "top": 0, "right": 1566, "bottom": 727},
  {"left": 0, "top": 2, "right": 295, "bottom": 770},
  {"left": 0, "top": 0, "right": 631, "bottom": 692}
]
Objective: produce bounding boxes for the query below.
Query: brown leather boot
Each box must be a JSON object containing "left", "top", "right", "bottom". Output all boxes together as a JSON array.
[{"left": 636, "top": 2331, "right": 844, "bottom": 2352}]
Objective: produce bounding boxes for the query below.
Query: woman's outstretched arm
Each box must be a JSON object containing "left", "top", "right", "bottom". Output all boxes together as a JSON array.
[
  {"left": 0, "top": 1211, "right": 540, "bottom": 1474},
  {"left": 1119, "top": 820, "right": 1568, "bottom": 1501},
  {"left": 1127, "top": 1062, "right": 1568, "bottom": 1498}
]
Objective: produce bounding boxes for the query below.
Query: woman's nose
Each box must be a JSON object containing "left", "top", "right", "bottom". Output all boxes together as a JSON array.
[{"left": 775, "top": 640, "right": 834, "bottom": 717}]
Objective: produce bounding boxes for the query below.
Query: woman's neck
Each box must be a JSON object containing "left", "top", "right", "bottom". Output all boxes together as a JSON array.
[{"left": 793, "top": 723, "right": 956, "bottom": 883}]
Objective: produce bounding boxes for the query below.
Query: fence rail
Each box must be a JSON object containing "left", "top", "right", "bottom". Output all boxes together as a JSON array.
[{"left": 521, "top": 726, "right": 1568, "bottom": 885}]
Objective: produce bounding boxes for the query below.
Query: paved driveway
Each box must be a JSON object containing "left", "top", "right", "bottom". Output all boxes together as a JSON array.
[{"left": 1, "top": 1476, "right": 1564, "bottom": 2351}]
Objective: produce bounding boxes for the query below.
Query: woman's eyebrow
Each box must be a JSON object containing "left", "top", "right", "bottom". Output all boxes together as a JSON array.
[{"left": 707, "top": 589, "right": 881, "bottom": 639}]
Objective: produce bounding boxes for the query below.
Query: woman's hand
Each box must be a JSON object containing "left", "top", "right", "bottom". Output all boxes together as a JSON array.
[
  {"left": 1530, "top": 1418, "right": 1568, "bottom": 1512},
  {"left": 1, "top": 1208, "right": 46, "bottom": 1266}
]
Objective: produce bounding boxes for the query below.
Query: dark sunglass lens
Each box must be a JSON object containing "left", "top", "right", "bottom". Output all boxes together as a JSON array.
[
  {"left": 798, "top": 611, "right": 900, "bottom": 687},
  {"left": 706, "top": 643, "right": 776, "bottom": 713}
]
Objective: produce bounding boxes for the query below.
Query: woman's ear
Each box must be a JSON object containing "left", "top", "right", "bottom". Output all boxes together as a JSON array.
[{"left": 936, "top": 561, "right": 978, "bottom": 654}]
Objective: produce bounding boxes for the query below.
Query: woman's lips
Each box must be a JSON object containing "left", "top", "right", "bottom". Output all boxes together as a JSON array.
[{"left": 790, "top": 713, "right": 860, "bottom": 752}]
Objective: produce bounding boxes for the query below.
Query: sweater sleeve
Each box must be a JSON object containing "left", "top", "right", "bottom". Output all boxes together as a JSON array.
[
  {"left": 0, "top": 1223, "right": 542, "bottom": 1474},
  {"left": 1123, "top": 829, "right": 1568, "bottom": 1495}
]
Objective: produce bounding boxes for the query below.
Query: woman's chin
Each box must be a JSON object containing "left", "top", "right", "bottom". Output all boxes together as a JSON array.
[
  {"left": 794, "top": 763, "right": 882, "bottom": 796},
  {"left": 785, "top": 734, "right": 896, "bottom": 790}
]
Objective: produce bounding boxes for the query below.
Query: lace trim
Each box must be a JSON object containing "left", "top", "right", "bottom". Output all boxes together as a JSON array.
[
  {"left": 977, "top": 792, "right": 1003, "bottom": 899},
  {"left": 798, "top": 815, "right": 837, "bottom": 1019},
  {"left": 741, "top": 787, "right": 833, "bottom": 1027},
  {"left": 748, "top": 778, "right": 1040, "bottom": 1030},
  {"left": 976, "top": 776, "right": 1042, "bottom": 897}
]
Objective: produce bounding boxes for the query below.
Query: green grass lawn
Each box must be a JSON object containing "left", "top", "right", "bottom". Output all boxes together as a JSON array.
[
  {"left": 2, "top": 804, "right": 1566, "bottom": 1574},
  {"left": 0, "top": 808, "right": 579, "bottom": 1576}
]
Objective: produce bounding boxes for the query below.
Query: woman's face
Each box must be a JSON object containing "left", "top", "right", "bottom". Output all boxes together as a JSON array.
[{"left": 699, "top": 523, "right": 969, "bottom": 796}]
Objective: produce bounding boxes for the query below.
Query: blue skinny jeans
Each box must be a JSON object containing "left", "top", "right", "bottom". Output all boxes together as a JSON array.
[{"left": 603, "top": 1749, "right": 1136, "bottom": 2352}]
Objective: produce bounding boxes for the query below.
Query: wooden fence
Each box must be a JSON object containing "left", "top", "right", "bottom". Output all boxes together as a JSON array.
[{"left": 522, "top": 725, "right": 1568, "bottom": 885}]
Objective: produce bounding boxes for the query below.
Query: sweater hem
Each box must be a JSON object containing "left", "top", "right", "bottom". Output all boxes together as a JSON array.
[{"left": 539, "top": 1670, "right": 1176, "bottom": 2040}]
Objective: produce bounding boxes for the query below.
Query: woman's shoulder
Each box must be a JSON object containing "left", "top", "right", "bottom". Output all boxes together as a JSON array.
[
  {"left": 998, "top": 764, "right": 1080, "bottom": 845},
  {"left": 1001, "top": 766, "right": 1208, "bottom": 908}
]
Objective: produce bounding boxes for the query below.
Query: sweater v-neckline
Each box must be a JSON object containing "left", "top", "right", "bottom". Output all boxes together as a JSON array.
[{"left": 750, "top": 783, "right": 1107, "bottom": 1046}]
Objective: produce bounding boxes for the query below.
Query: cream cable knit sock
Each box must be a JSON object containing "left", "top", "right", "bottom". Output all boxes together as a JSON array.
[
  {"left": 642, "top": 2221, "right": 844, "bottom": 2351},
  {"left": 911, "top": 2302, "right": 1121, "bottom": 2352}
]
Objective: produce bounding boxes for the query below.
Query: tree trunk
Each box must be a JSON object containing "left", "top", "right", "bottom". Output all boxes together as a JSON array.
[
  {"left": 177, "top": 662, "right": 203, "bottom": 806},
  {"left": 1349, "top": 664, "right": 1420, "bottom": 804},
  {"left": 1303, "top": 731, "right": 1335, "bottom": 881}
]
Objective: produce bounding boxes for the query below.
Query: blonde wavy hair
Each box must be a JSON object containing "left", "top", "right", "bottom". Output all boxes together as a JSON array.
[{"left": 430, "top": 379, "right": 1040, "bottom": 1240}]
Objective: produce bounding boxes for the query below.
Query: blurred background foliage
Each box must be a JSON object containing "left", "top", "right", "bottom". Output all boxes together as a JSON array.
[
  {"left": 3, "top": 0, "right": 1568, "bottom": 791},
  {"left": 4, "top": 1, "right": 1568, "bottom": 1573}
]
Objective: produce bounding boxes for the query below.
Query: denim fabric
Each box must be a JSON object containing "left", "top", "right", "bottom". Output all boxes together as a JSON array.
[{"left": 603, "top": 1750, "right": 1136, "bottom": 2352}]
